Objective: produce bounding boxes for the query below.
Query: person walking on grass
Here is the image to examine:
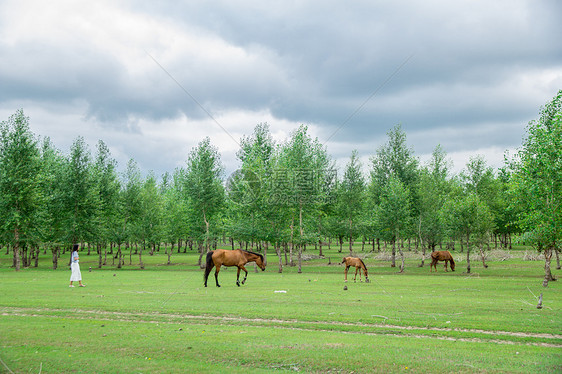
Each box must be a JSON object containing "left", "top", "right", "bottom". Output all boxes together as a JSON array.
[{"left": 69, "top": 244, "right": 85, "bottom": 288}]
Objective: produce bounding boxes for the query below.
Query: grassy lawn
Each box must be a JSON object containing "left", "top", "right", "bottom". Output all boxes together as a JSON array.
[{"left": 1, "top": 246, "right": 561, "bottom": 373}]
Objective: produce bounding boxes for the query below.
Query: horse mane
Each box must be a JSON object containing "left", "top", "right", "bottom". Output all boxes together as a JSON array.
[
  {"left": 242, "top": 250, "right": 264, "bottom": 261},
  {"left": 359, "top": 258, "right": 367, "bottom": 270}
]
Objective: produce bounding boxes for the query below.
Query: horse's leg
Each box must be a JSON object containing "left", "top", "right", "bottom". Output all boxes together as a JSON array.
[
  {"left": 214, "top": 264, "right": 221, "bottom": 287},
  {"left": 344, "top": 265, "right": 349, "bottom": 282},
  {"left": 240, "top": 265, "right": 248, "bottom": 285},
  {"left": 354, "top": 267, "right": 359, "bottom": 282},
  {"left": 236, "top": 267, "right": 241, "bottom": 287},
  {"left": 444, "top": 261, "right": 448, "bottom": 272}
]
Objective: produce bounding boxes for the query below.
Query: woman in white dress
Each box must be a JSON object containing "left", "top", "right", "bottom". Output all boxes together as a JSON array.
[{"left": 69, "top": 244, "right": 85, "bottom": 287}]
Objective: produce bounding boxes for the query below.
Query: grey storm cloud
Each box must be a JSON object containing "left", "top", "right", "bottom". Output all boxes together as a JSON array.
[{"left": 0, "top": 0, "right": 561, "bottom": 176}]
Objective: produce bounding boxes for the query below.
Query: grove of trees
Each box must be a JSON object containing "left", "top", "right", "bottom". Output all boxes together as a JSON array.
[{"left": 1, "top": 90, "right": 561, "bottom": 286}]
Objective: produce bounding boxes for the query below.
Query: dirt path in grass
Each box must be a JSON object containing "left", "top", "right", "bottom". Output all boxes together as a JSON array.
[{"left": 2, "top": 306, "right": 561, "bottom": 348}]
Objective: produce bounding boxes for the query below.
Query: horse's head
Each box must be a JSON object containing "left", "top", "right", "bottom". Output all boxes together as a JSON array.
[
  {"left": 256, "top": 255, "right": 266, "bottom": 271},
  {"left": 450, "top": 260, "right": 455, "bottom": 271},
  {"left": 342, "top": 257, "right": 347, "bottom": 264}
]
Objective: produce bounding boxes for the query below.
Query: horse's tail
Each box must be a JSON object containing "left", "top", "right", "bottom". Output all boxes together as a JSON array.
[{"left": 203, "top": 251, "right": 215, "bottom": 283}]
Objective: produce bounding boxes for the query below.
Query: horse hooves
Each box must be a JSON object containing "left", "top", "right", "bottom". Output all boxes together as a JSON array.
[{"left": 236, "top": 283, "right": 240, "bottom": 287}]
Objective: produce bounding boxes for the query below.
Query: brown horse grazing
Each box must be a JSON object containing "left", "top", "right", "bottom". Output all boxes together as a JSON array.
[
  {"left": 342, "top": 257, "right": 369, "bottom": 283},
  {"left": 430, "top": 250, "right": 455, "bottom": 272},
  {"left": 204, "top": 249, "right": 265, "bottom": 287}
]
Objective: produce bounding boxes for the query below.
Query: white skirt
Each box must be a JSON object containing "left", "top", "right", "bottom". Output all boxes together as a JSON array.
[{"left": 70, "top": 262, "right": 82, "bottom": 281}]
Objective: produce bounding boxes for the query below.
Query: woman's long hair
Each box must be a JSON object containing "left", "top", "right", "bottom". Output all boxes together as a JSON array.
[{"left": 69, "top": 244, "right": 79, "bottom": 265}]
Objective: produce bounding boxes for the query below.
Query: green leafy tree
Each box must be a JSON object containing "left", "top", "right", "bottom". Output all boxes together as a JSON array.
[
  {"left": 369, "top": 125, "right": 418, "bottom": 266},
  {"left": 459, "top": 155, "right": 498, "bottom": 267},
  {"left": 507, "top": 90, "right": 562, "bottom": 286},
  {"left": 38, "top": 138, "right": 67, "bottom": 269},
  {"left": 61, "top": 137, "right": 97, "bottom": 247},
  {"left": 0, "top": 110, "right": 42, "bottom": 270},
  {"left": 416, "top": 145, "right": 451, "bottom": 265},
  {"left": 377, "top": 176, "right": 412, "bottom": 272},
  {"left": 337, "top": 150, "right": 366, "bottom": 255},
  {"left": 442, "top": 192, "right": 494, "bottom": 273},
  {"left": 138, "top": 172, "right": 163, "bottom": 268},
  {"left": 92, "top": 140, "right": 120, "bottom": 267},
  {"left": 184, "top": 137, "right": 225, "bottom": 265},
  {"left": 369, "top": 124, "right": 419, "bottom": 205},
  {"left": 115, "top": 159, "right": 143, "bottom": 268},
  {"left": 277, "top": 125, "right": 332, "bottom": 273},
  {"left": 161, "top": 168, "right": 190, "bottom": 263},
  {"left": 229, "top": 123, "right": 275, "bottom": 256}
]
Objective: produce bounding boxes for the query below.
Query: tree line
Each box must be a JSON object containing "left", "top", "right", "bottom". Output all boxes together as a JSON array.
[{"left": 1, "top": 90, "right": 560, "bottom": 285}]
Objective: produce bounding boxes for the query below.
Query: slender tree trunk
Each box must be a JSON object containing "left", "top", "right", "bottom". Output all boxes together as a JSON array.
[
  {"left": 275, "top": 242, "right": 283, "bottom": 273},
  {"left": 418, "top": 217, "right": 424, "bottom": 267},
  {"left": 297, "top": 244, "right": 302, "bottom": 273},
  {"left": 13, "top": 228, "right": 21, "bottom": 271},
  {"left": 289, "top": 218, "right": 294, "bottom": 266},
  {"left": 554, "top": 247, "right": 560, "bottom": 270},
  {"left": 98, "top": 243, "right": 103, "bottom": 268},
  {"left": 116, "top": 244, "right": 122, "bottom": 268},
  {"left": 52, "top": 247, "right": 59, "bottom": 270},
  {"left": 318, "top": 217, "right": 323, "bottom": 257},
  {"left": 263, "top": 241, "right": 268, "bottom": 266},
  {"left": 33, "top": 246, "right": 39, "bottom": 267},
  {"left": 398, "top": 239, "right": 405, "bottom": 273},
  {"left": 298, "top": 206, "right": 303, "bottom": 273},
  {"left": 168, "top": 242, "right": 174, "bottom": 265},
  {"left": 348, "top": 219, "right": 354, "bottom": 256},
  {"left": 203, "top": 209, "right": 210, "bottom": 253},
  {"left": 391, "top": 240, "right": 396, "bottom": 267},
  {"left": 139, "top": 244, "right": 144, "bottom": 269},
  {"left": 466, "top": 235, "right": 471, "bottom": 274},
  {"left": 543, "top": 246, "right": 556, "bottom": 287},
  {"left": 480, "top": 246, "right": 488, "bottom": 268},
  {"left": 197, "top": 242, "right": 205, "bottom": 267}
]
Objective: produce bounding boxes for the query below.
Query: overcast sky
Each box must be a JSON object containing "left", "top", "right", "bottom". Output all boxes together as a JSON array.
[{"left": 1, "top": 0, "right": 561, "bottom": 179}]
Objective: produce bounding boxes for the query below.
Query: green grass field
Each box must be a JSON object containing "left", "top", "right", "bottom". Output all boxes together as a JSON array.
[{"left": 1, "top": 246, "right": 561, "bottom": 373}]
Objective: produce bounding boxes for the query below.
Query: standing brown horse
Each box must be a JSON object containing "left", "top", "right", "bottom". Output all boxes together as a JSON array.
[
  {"left": 204, "top": 249, "right": 265, "bottom": 287},
  {"left": 342, "top": 257, "right": 369, "bottom": 282},
  {"left": 430, "top": 250, "right": 455, "bottom": 272}
]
